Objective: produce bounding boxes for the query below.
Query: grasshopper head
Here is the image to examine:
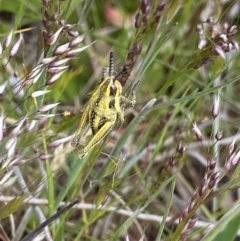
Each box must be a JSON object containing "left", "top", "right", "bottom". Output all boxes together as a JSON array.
[
  {"left": 98, "top": 52, "right": 123, "bottom": 97},
  {"left": 98, "top": 76, "right": 122, "bottom": 97}
]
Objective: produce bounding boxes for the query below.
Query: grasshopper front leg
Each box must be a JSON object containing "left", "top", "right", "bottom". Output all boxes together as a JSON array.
[
  {"left": 71, "top": 105, "right": 90, "bottom": 147},
  {"left": 118, "top": 84, "right": 137, "bottom": 123},
  {"left": 120, "top": 82, "right": 138, "bottom": 107},
  {"left": 78, "top": 119, "right": 114, "bottom": 159}
]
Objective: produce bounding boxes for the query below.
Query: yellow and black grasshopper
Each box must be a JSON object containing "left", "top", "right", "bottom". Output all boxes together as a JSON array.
[{"left": 71, "top": 52, "right": 137, "bottom": 158}]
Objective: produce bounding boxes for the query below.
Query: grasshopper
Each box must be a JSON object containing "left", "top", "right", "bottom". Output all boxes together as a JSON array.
[{"left": 71, "top": 52, "right": 137, "bottom": 159}]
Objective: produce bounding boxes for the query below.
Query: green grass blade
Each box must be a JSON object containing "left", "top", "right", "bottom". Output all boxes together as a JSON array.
[{"left": 200, "top": 202, "right": 240, "bottom": 241}]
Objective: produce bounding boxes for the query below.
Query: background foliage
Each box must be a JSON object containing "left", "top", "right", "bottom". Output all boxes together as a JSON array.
[{"left": 0, "top": 0, "right": 240, "bottom": 240}]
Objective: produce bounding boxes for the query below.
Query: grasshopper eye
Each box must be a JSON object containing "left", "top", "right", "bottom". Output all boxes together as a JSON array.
[
  {"left": 99, "top": 67, "right": 110, "bottom": 84},
  {"left": 103, "top": 67, "right": 109, "bottom": 78}
]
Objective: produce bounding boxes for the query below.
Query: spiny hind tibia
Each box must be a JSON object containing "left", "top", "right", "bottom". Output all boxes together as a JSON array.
[{"left": 71, "top": 52, "right": 138, "bottom": 159}]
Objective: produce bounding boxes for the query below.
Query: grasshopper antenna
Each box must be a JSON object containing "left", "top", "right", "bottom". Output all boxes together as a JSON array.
[
  {"left": 114, "top": 66, "right": 127, "bottom": 81},
  {"left": 109, "top": 52, "right": 114, "bottom": 76}
]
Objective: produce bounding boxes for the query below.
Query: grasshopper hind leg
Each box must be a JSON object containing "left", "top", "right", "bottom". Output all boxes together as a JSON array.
[
  {"left": 78, "top": 119, "right": 114, "bottom": 159},
  {"left": 71, "top": 105, "right": 90, "bottom": 148}
]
